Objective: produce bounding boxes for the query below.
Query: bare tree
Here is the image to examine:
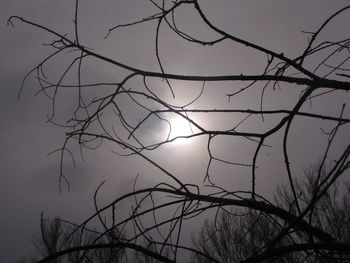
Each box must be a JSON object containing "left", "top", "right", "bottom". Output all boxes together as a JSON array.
[
  {"left": 22, "top": 214, "right": 126, "bottom": 263},
  {"left": 9, "top": 1, "right": 350, "bottom": 262},
  {"left": 192, "top": 164, "right": 350, "bottom": 262}
]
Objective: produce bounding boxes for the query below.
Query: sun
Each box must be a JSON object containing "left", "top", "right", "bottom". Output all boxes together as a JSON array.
[{"left": 166, "top": 115, "right": 193, "bottom": 145}]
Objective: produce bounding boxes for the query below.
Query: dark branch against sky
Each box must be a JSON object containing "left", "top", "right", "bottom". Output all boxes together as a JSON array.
[{"left": 1, "top": 1, "right": 350, "bottom": 262}]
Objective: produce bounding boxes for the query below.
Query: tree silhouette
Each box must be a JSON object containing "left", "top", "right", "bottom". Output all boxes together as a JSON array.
[
  {"left": 192, "top": 164, "right": 350, "bottom": 262},
  {"left": 9, "top": 1, "right": 350, "bottom": 262},
  {"left": 20, "top": 214, "right": 126, "bottom": 263}
]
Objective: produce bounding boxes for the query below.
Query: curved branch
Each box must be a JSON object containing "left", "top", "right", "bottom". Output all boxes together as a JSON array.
[
  {"left": 36, "top": 242, "right": 175, "bottom": 263},
  {"left": 245, "top": 242, "right": 350, "bottom": 262}
]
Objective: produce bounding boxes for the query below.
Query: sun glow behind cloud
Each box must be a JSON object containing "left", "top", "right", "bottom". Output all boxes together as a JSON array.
[{"left": 166, "top": 115, "right": 195, "bottom": 145}]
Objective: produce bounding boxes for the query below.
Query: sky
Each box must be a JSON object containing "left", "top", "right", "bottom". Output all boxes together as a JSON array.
[{"left": 1, "top": 1, "right": 350, "bottom": 262}]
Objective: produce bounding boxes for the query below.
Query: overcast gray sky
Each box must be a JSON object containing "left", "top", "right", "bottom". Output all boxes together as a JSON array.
[{"left": 1, "top": 1, "right": 350, "bottom": 262}]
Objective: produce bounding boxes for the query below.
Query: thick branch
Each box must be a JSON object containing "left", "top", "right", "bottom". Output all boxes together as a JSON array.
[
  {"left": 245, "top": 242, "right": 350, "bottom": 262},
  {"left": 36, "top": 242, "right": 175, "bottom": 263},
  {"left": 81, "top": 187, "right": 334, "bottom": 243}
]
